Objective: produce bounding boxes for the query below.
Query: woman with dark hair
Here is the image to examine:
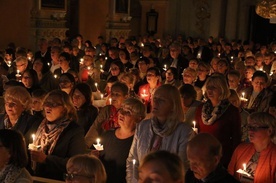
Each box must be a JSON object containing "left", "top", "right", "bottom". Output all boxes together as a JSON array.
[
  {"left": 108, "top": 60, "right": 125, "bottom": 80},
  {"left": 53, "top": 52, "right": 75, "bottom": 78},
  {"left": 0, "top": 129, "right": 32, "bottom": 182},
  {"left": 30, "top": 90, "right": 86, "bottom": 180},
  {"left": 32, "top": 58, "right": 58, "bottom": 92},
  {"left": 119, "top": 49, "right": 133, "bottom": 71},
  {"left": 71, "top": 83, "right": 98, "bottom": 135},
  {"left": 162, "top": 67, "right": 181, "bottom": 87},
  {"left": 21, "top": 69, "right": 41, "bottom": 94},
  {"left": 59, "top": 73, "right": 75, "bottom": 94}
]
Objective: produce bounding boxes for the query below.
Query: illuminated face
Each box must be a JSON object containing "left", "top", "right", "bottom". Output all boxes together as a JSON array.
[
  {"left": 183, "top": 71, "right": 195, "bottom": 84},
  {"left": 252, "top": 76, "right": 266, "bottom": 92},
  {"left": 21, "top": 72, "right": 33, "bottom": 89},
  {"left": 110, "top": 87, "right": 127, "bottom": 109},
  {"left": 72, "top": 89, "right": 86, "bottom": 109},
  {"left": 247, "top": 120, "right": 271, "bottom": 144},
  {"left": 43, "top": 96, "right": 65, "bottom": 122},
  {"left": 170, "top": 48, "right": 180, "bottom": 59},
  {"left": 206, "top": 84, "right": 222, "bottom": 101},
  {"left": 31, "top": 97, "right": 43, "bottom": 112},
  {"left": 152, "top": 89, "right": 173, "bottom": 122},
  {"left": 227, "top": 75, "right": 239, "bottom": 89},
  {"left": 139, "top": 160, "right": 178, "bottom": 183},
  {"left": 5, "top": 99, "right": 24, "bottom": 119},
  {"left": 16, "top": 61, "right": 27, "bottom": 73},
  {"left": 110, "top": 64, "right": 120, "bottom": 76}
]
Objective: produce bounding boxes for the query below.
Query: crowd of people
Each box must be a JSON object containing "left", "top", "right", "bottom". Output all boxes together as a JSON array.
[{"left": 0, "top": 34, "right": 275, "bottom": 183}]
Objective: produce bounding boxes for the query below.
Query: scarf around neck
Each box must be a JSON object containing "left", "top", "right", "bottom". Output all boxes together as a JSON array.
[
  {"left": 201, "top": 99, "right": 230, "bottom": 125},
  {"left": 34, "top": 117, "right": 71, "bottom": 154},
  {"left": 0, "top": 164, "right": 22, "bottom": 183}
]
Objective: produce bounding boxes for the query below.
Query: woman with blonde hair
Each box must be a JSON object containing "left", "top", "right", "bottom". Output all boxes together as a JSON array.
[
  {"left": 126, "top": 84, "right": 194, "bottom": 183},
  {"left": 182, "top": 67, "right": 203, "bottom": 100},
  {"left": 30, "top": 90, "right": 86, "bottom": 180},
  {"left": 0, "top": 86, "right": 41, "bottom": 137},
  {"left": 195, "top": 75, "right": 242, "bottom": 167},
  {"left": 65, "top": 154, "right": 106, "bottom": 183},
  {"left": 228, "top": 112, "right": 276, "bottom": 183}
]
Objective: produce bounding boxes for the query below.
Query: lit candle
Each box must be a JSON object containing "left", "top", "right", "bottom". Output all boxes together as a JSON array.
[
  {"left": 87, "top": 66, "right": 91, "bottom": 70},
  {"left": 93, "top": 138, "right": 104, "bottom": 151},
  {"left": 80, "top": 58, "right": 84, "bottom": 64},
  {"left": 96, "top": 138, "right": 100, "bottom": 146},
  {"left": 243, "top": 163, "right": 246, "bottom": 171},
  {"left": 95, "top": 82, "right": 98, "bottom": 89},
  {"left": 218, "top": 53, "right": 221, "bottom": 57},
  {"left": 99, "top": 53, "right": 102, "bottom": 56},
  {"left": 54, "top": 75, "right": 57, "bottom": 79},
  {"left": 100, "top": 94, "right": 104, "bottom": 100},
  {"left": 109, "top": 98, "right": 112, "bottom": 105},
  {"left": 100, "top": 65, "right": 103, "bottom": 69},
  {"left": 141, "top": 43, "right": 144, "bottom": 47},
  {"left": 242, "top": 92, "right": 245, "bottom": 98},
  {"left": 17, "top": 70, "right": 20, "bottom": 74},
  {"left": 28, "top": 57, "right": 31, "bottom": 61},
  {"left": 164, "top": 64, "right": 167, "bottom": 70},
  {"left": 47, "top": 62, "right": 50, "bottom": 66},
  {"left": 132, "top": 159, "right": 136, "bottom": 181},
  {"left": 105, "top": 57, "right": 108, "bottom": 60},
  {"left": 32, "top": 134, "right": 35, "bottom": 144},
  {"left": 197, "top": 53, "right": 201, "bottom": 59},
  {"left": 192, "top": 121, "right": 198, "bottom": 134},
  {"left": 193, "top": 121, "right": 196, "bottom": 129}
]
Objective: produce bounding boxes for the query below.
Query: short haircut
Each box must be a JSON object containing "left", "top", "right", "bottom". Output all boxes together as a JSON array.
[
  {"left": 139, "top": 150, "right": 184, "bottom": 182},
  {"left": 179, "top": 84, "right": 197, "bottom": 100},
  {"left": 122, "top": 98, "right": 146, "bottom": 120},
  {"left": 111, "top": 82, "right": 129, "bottom": 96},
  {"left": 252, "top": 70, "right": 269, "bottom": 82},
  {"left": 71, "top": 83, "right": 92, "bottom": 106},
  {"left": 67, "top": 154, "right": 106, "bottom": 183},
  {"left": 198, "top": 62, "right": 211, "bottom": 72},
  {"left": 0, "top": 129, "right": 28, "bottom": 168},
  {"left": 15, "top": 56, "right": 28, "bottom": 64},
  {"left": 183, "top": 67, "right": 197, "bottom": 80}
]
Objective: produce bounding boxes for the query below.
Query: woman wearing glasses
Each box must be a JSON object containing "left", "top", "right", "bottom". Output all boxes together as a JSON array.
[
  {"left": 30, "top": 90, "right": 86, "bottom": 181},
  {"left": 99, "top": 98, "right": 146, "bottom": 183},
  {"left": 228, "top": 112, "right": 276, "bottom": 183}
]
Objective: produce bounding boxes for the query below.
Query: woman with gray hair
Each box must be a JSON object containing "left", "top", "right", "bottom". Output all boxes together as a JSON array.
[
  {"left": 0, "top": 86, "right": 41, "bottom": 138},
  {"left": 99, "top": 98, "right": 146, "bottom": 183},
  {"left": 228, "top": 112, "right": 276, "bottom": 183},
  {"left": 126, "top": 84, "right": 194, "bottom": 183}
]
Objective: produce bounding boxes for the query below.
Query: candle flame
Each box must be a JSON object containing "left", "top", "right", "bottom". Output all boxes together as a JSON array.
[
  {"left": 133, "top": 159, "right": 136, "bottom": 165},
  {"left": 243, "top": 163, "right": 246, "bottom": 171}
]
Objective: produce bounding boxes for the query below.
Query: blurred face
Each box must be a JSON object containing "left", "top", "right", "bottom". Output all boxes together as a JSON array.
[
  {"left": 119, "top": 51, "right": 127, "bottom": 61},
  {"left": 138, "top": 61, "right": 149, "bottom": 73},
  {"left": 0, "top": 142, "right": 11, "bottom": 168},
  {"left": 181, "top": 95, "right": 193, "bottom": 108},
  {"left": 83, "top": 56, "right": 93, "bottom": 67},
  {"left": 183, "top": 71, "right": 195, "bottom": 84},
  {"left": 228, "top": 96, "right": 240, "bottom": 108},
  {"left": 244, "top": 68, "right": 254, "bottom": 80},
  {"left": 189, "top": 60, "right": 198, "bottom": 70},
  {"left": 264, "top": 56, "right": 271, "bottom": 65},
  {"left": 146, "top": 71, "right": 159, "bottom": 85},
  {"left": 187, "top": 146, "right": 218, "bottom": 180},
  {"left": 110, "top": 87, "right": 127, "bottom": 109},
  {"left": 211, "top": 59, "right": 219, "bottom": 72},
  {"left": 22, "top": 72, "right": 33, "bottom": 89},
  {"left": 197, "top": 65, "right": 209, "bottom": 79},
  {"left": 252, "top": 77, "right": 266, "bottom": 92},
  {"left": 255, "top": 57, "right": 263, "bottom": 67},
  {"left": 108, "top": 50, "right": 118, "bottom": 60},
  {"left": 16, "top": 60, "right": 27, "bottom": 73},
  {"left": 217, "top": 62, "right": 227, "bottom": 74},
  {"left": 165, "top": 69, "right": 174, "bottom": 82},
  {"left": 43, "top": 96, "right": 65, "bottom": 122},
  {"left": 31, "top": 97, "right": 43, "bottom": 112},
  {"left": 245, "top": 58, "right": 255, "bottom": 66},
  {"left": 59, "top": 56, "right": 70, "bottom": 70},
  {"left": 51, "top": 49, "right": 60, "bottom": 63},
  {"left": 118, "top": 105, "right": 137, "bottom": 130},
  {"left": 227, "top": 75, "right": 239, "bottom": 89},
  {"left": 152, "top": 89, "right": 173, "bottom": 122},
  {"left": 139, "top": 160, "right": 178, "bottom": 183},
  {"left": 72, "top": 89, "right": 86, "bottom": 109},
  {"left": 170, "top": 47, "right": 180, "bottom": 59},
  {"left": 59, "top": 76, "right": 74, "bottom": 90},
  {"left": 33, "top": 60, "right": 43, "bottom": 73},
  {"left": 110, "top": 64, "right": 120, "bottom": 76},
  {"left": 206, "top": 84, "right": 222, "bottom": 102},
  {"left": 247, "top": 120, "right": 271, "bottom": 144}
]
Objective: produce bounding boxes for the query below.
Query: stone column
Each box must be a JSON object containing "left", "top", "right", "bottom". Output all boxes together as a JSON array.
[{"left": 225, "top": 0, "right": 239, "bottom": 40}]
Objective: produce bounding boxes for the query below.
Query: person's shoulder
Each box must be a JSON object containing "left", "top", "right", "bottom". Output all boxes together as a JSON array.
[
  {"left": 235, "top": 142, "right": 253, "bottom": 151},
  {"left": 15, "top": 168, "right": 33, "bottom": 183}
]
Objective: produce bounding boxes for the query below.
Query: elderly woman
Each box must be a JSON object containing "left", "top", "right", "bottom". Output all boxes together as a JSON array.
[
  {"left": 0, "top": 86, "right": 41, "bottom": 137},
  {"left": 100, "top": 98, "right": 146, "bottom": 183},
  {"left": 85, "top": 82, "right": 129, "bottom": 148},
  {"left": 228, "top": 112, "right": 276, "bottom": 183},
  {"left": 126, "top": 84, "right": 194, "bottom": 183},
  {"left": 0, "top": 129, "right": 32, "bottom": 182},
  {"left": 30, "top": 90, "right": 86, "bottom": 180},
  {"left": 71, "top": 83, "right": 98, "bottom": 135},
  {"left": 195, "top": 75, "right": 241, "bottom": 167},
  {"left": 182, "top": 67, "right": 203, "bottom": 101},
  {"left": 139, "top": 151, "right": 185, "bottom": 183},
  {"left": 65, "top": 154, "right": 106, "bottom": 183}
]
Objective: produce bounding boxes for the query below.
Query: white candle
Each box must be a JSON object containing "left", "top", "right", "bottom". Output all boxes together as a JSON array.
[
  {"left": 193, "top": 121, "right": 196, "bottom": 129},
  {"left": 47, "top": 62, "right": 50, "bottom": 66},
  {"left": 242, "top": 92, "right": 245, "bottom": 98},
  {"left": 218, "top": 53, "right": 221, "bottom": 57},
  {"left": 100, "top": 94, "right": 104, "bottom": 100},
  {"left": 105, "top": 57, "right": 108, "bottom": 60},
  {"left": 32, "top": 134, "right": 35, "bottom": 144},
  {"left": 109, "top": 98, "right": 112, "bottom": 105},
  {"left": 87, "top": 66, "right": 91, "bottom": 70},
  {"left": 132, "top": 159, "right": 136, "bottom": 180},
  {"left": 100, "top": 65, "right": 103, "bottom": 69},
  {"left": 95, "top": 83, "right": 98, "bottom": 89},
  {"left": 243, "top": 163, "right": 246, "bottom": 171},
  {"left": 54, "top": 75, "right": 57, "bottom": 79},
  {"left": 17, "top": 70, "right": 20, "bottom": 74},
  {"left": 80, "top": 58, "right": 84, "bottom": 64},
  {"left": 164, "top": 64, "right": 167, "bottom": 70},
  {"left": 96, "top": 138, "right": 100, "bottom": 146}
]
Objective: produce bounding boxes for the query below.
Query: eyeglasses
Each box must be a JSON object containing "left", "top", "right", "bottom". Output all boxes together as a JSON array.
[
  {"left": 246, "top": 125, "right": 269, "bottom": 131},
  {"left": 43, "top": 102, "right": 63, "bottom": 108},
  {"left": 119, "top": 108, "right": 133, "bottom": 116},
  {"left": 5, "top": 102, "right": 17, "bottom": 108},
  {"left": 63, "top": 173, "right": 94, "bottom": 181}
]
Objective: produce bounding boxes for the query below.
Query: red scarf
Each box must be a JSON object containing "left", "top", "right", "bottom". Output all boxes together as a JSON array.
[{"left": 101, "top": 105, "right": 119, "bottom": 131}]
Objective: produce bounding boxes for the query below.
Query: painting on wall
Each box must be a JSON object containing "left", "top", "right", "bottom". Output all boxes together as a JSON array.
[
  {"left": 40, "top": 0, "right": 66, "bottom": 10},
  {"left": 115, "top": 0, "right": 129, "bottom": 14}
]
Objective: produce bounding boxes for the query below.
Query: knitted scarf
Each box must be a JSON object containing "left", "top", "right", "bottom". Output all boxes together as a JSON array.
[
  {"left": 34, "top": 117, "right": 71, "bottom": 155},
  {"left": 201, "top": 99, "right": 230, "bottom": 125},
  {"left": 0, "top": 164, "right": 22, "bottom": 183}
]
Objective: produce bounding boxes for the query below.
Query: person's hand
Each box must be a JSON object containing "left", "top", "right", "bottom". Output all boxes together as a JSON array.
[{"left": 30, "top": 150, "right": 47, "bottom": 163}]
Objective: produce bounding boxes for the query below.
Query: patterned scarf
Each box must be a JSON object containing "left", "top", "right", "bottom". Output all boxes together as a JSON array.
[
  {"left": 34, "top": 117, "right": 71, "bottom": 155},
  {"left": 201, "top": 99, "right": 230, "bottom": 125},
  {"left": 101, "top": 105, "right": 119, "bottom": 131},
  {"left": 0, "top": 164, "right": 22, "bottom": 183}
]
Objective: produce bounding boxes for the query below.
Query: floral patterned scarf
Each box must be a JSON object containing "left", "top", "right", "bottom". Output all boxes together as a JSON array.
[
  {"left": 201, "top": 99, "right": 230, "bottom": 125},
  {"left": 34, "top": 117, "right": 71, "bottom": 154}
]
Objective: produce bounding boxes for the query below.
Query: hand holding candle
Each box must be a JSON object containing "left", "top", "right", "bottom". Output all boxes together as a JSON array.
[
  {"left": 141, "top": 89, "right": 148, "bottom": 98},
  {"left": 93, "top": 138, "right": 104, "bottom": 151},
  {"left": 28, "top": 134, "right": 41, "bottom": 151},
  {"left": 236, "top": 163, "right": 251, "bottom": 177},
  {"left": 240, "top": 92, "right": 248, "bottom": 102}
]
